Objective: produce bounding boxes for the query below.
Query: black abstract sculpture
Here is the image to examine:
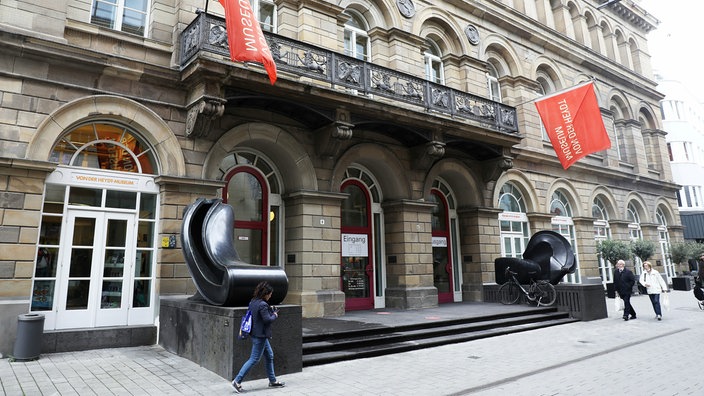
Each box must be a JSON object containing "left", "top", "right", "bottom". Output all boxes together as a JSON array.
[
  {"left": 494, "top": 230, "right": 576, "bottom": 285},
  {"left": 181, "top": 198, "right": 288, "bottom": 306}
]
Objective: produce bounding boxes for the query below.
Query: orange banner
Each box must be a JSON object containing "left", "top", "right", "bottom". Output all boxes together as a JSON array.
[
  {"left": 218, "top": 0, "right": 277, "bottom": 84},
  {"left": 534, "top": 81, "right": 610, "bottom": 169}
]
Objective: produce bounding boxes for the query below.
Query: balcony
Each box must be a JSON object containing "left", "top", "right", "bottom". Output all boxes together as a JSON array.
[{"left": 179, "top": 12, "right": 518, "bottom": 135}]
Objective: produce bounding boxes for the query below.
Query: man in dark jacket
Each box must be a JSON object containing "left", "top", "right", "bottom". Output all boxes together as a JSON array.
[{"left": 614, "top": 259, "right": 637, "bottom": 320}]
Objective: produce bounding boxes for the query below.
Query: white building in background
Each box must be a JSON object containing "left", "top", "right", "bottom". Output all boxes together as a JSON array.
[{"left": 659, "top": 76, "right": 704, "bottom": 241}]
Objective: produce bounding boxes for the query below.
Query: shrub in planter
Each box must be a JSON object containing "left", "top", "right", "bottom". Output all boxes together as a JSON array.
[{"left": 597, "top": 239, "right": 631, "bottom": 267}]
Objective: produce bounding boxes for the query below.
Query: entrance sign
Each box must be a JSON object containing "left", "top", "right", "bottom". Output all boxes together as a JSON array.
[
  {"left": 342, "top": 234, "right": 368, "bottom": 257},
  {"left": 432, "top": 236, "right": 447, "bottom": 247}
]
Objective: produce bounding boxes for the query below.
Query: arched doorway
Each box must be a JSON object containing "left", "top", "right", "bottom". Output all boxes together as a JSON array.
[
  {"left": 550, "top": 189, "right": 580, "bottom": 283},
  {"left": 340, "top": 165, "right": 386, "bottom": 310},
  {"left": 429, "top": 179, "right": 461, "bottom": 303},
  {"left": 34, "top": 122, "right": 159, "bottom": 330},
  {"left": 340, "top": 179, "right": 374, "bottom": 310},
  {"left": 593, "top": 196, "right": 613, "bottom": 286},
  {"left": 221, "top": 151, "right": 283, "bottom": 266}
]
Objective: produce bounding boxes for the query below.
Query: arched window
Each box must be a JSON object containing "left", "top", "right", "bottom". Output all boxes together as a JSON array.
[
  {"left": 536, "top": 72, "right": 556, "bottom": 141},
  {"left": 592, "top": 197, "right": 612, "bottom": 285},
  {"left": 487, "top": 63, "right": 501, "bottom": 102},
  {"left": 222, "top": 151, "right": 282, "bottom": 266},
  {"left": 50, "top": 122, "right": 157, "bottom": 174},
  {"left": 424, "top": 38, "right": 444, "bottom": 84},
  {"left": 627, "top": 202, "right": 643, "bottom": 275},
  {"left": 550, "top": 190, "right": 580, "bottom": 283},
  {"left": 430, "top": 178, "right": 462, "bottom": 303},
  {"left": 343, "top": 9, "right": 369, "bottom": 61},
  {"left": 498, "top": 182, "right": 529, "bottom": 258},
  {"left": 656, "top": 208, "right": 674, "bottom": 281},
  {"left": 252, "top": 0, "right": 277, "bottom": 33}
]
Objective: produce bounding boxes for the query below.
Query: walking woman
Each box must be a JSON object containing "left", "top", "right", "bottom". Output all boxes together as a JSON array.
[
  {"left": 232, "top": 281, "right": 285, "bottom": 393},
  {"left": 639, "top": 261, "right": 669, "bottom": 320}
]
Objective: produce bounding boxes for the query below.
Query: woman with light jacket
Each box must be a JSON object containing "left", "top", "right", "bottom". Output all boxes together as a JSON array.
[{"left": 639, "top": 261, "right": 669, "bottom": 320}]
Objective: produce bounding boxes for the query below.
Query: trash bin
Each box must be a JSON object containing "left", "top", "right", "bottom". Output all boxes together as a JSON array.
[{"left": 13, "top": 313, "right": 45, "bottom": 360}]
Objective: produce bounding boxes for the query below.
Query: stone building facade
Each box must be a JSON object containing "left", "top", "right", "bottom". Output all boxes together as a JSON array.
[{"left": 0, "top": 0, "right": 683, "bottom": 354}]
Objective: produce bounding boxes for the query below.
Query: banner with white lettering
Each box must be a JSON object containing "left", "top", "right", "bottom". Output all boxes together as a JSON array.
[
  {"left": 534, "top": 81, "right": 610, "bottom": 169},
  {"left": 218, "top": 0, "right": 277, "bottom": 84}
]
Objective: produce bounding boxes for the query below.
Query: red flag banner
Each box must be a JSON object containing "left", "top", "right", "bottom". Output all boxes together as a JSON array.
[
  {"left": 218, "top": 0, "right": 277, "bottom": 84},
  {"left": 534, "top": 81, "right": 610, "bottom": 169}
]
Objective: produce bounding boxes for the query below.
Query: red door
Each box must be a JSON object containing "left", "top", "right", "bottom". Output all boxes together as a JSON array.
[
  {"left": 430, "top": 190, "right": 453, "bottom": 303},
  {"left": 340, "top": 180, "right": 374, "bottom": 310}
]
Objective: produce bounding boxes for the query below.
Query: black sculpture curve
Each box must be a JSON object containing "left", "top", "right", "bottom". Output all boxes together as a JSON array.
[
  {"left": 181, "top": 198, "right": 288, "bottom": 306},
  {"left": 495, "top": 230, "right": 576, "bottom": 285}
]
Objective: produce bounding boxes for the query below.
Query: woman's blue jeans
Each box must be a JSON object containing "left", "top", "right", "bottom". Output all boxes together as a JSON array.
[
  {"left": 648, "top": 293, "right": 662, "bottom": 316},
  {"left": 234, "top": 337, "right": 276, "bottom": 383}
]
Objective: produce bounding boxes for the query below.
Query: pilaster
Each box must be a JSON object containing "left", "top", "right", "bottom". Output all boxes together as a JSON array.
[{"left": 283, "top": 190, "right": 347, "bottom": 317}]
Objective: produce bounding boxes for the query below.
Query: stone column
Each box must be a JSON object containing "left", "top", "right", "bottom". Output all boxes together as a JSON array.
[
  {"left": 382, "top": 199, "right": 436, "bottom": 309},
  {"left": 458, "top": 206, "right": 502, "bottom": 301},
  {"left": 283, "top": 190, "right": 347, "bottom": 317},
  {"left": 572, "top": 217, "right": 599, "bottom": 280},
  {"left": 155, "top": 176, "right": 224, "bottom": 296}
]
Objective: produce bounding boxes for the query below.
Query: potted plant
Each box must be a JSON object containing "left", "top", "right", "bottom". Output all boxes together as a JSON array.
[
  {"left": 597, "top": 239, "right": 632, "bottom": 267},
  {"left": 630, "top": 239, "right": 657, "bottom": 262},
  {"left": 669, "top": 241, "right": 700, "bottom": 268}
]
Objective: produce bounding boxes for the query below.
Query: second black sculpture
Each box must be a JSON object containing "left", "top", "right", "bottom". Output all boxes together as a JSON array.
[{"left": 494, "top": 230, "right": 576, "bottom": 285}]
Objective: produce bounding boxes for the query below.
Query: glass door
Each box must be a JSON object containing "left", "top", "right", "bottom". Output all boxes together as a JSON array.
[{"left": 55, "top": 210, "right": 134, "bottom": 329}]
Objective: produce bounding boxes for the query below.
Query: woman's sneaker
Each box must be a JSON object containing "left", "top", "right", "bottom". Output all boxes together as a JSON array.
[
  {"left": 269, "top": 381, "right": 286, "bottom": 388},
  {"left": 231, "top": 380, "right": 243, "bottom": 393}
]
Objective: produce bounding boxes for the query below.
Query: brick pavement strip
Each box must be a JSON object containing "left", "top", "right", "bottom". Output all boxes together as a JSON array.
[{"left": 0, "top": 291, "right": 701, "bottom": 396}]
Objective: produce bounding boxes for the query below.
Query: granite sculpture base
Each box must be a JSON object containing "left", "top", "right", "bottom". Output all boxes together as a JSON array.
[{"left": 159, "top": 296, "right": 302, "bottom": 381}]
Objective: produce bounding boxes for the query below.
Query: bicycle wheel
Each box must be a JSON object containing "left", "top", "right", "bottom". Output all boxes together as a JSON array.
[
  {"left": 535, "top": 281, "right": 556, "bottom": 306},
  {"left": 498, "top": 282, "right": 521, "bottom": 305}
]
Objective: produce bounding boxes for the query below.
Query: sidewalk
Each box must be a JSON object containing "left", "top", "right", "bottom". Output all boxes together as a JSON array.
[{"left": 1, "top": 290, "right": 701, "bottom": 395}]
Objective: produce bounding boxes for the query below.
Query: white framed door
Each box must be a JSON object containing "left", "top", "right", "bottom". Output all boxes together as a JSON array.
[{"left": 55, "top": 210, "right": 135, "bottom": 329}]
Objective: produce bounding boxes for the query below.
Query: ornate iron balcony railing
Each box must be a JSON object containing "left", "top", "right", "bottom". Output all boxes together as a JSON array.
[{"left": 180, "top": 12, "right": 518, "bottom": 134}]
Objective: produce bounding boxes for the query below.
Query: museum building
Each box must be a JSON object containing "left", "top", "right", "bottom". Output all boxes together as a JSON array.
[{"left": 0, "top": 0, "right": 683, "bottom": 354}]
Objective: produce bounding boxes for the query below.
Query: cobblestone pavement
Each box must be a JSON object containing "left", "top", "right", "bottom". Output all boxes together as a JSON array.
[{"left": 1, "top": 290, "right": 701, "bottom": 395}]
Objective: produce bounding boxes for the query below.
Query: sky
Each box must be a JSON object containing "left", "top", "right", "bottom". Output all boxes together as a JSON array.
[{"left": 638, "top": 0, "right": 703, "bottom": 101}]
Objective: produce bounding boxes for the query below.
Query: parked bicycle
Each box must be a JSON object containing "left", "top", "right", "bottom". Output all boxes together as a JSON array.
[{"left": 499, "top": 267, "right": 557, "bottom": 307}]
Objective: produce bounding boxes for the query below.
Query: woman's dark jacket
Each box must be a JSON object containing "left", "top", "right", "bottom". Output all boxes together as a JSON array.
[{"left": 249, "top": 298, "right": 277, "bottom": 339}]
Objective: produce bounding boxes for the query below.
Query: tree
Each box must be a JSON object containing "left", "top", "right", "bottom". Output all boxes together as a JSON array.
[
  {"left": 669, "top": 241, "right": 698, "bottom": 265},
  {"left": 670, "top": 241, "right": 704, "bottom": 271},
  {"left": 597, "top": 239, "right": 631, "bottom": 266},
  {"left": 630, "top": 239, "right": 657, "bottom": 262}
]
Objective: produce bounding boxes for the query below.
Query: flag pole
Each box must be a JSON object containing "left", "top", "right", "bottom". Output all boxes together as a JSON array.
[
  {"left": 512, "top": 77, "right": 597, "bottom": 107},
  {"left": 204, "top": 0, "right": 209, "bottom": 14}
]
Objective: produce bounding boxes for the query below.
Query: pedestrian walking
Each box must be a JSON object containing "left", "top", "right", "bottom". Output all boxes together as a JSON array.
[
  {"left": 614, "top": 259, "right": 637, "bottom": 321},
  {"left": 639, "top": 261, "right": 669, "bottom": 320},
  {"left": 232, "top": 281, "right": 286, "bottom": 393}
]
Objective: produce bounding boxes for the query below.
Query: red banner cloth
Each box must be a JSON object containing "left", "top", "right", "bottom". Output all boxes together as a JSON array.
[
  {"left": 534, "top": 81, "right": 610, "bottom": 169},
  {"left": 218, "top": 0, "right": 277, "bottom": 84}
]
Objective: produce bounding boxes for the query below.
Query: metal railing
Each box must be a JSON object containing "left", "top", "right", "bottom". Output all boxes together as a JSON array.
[{"left": 180, "top": 12, "right": 519, "bottom": 134}]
